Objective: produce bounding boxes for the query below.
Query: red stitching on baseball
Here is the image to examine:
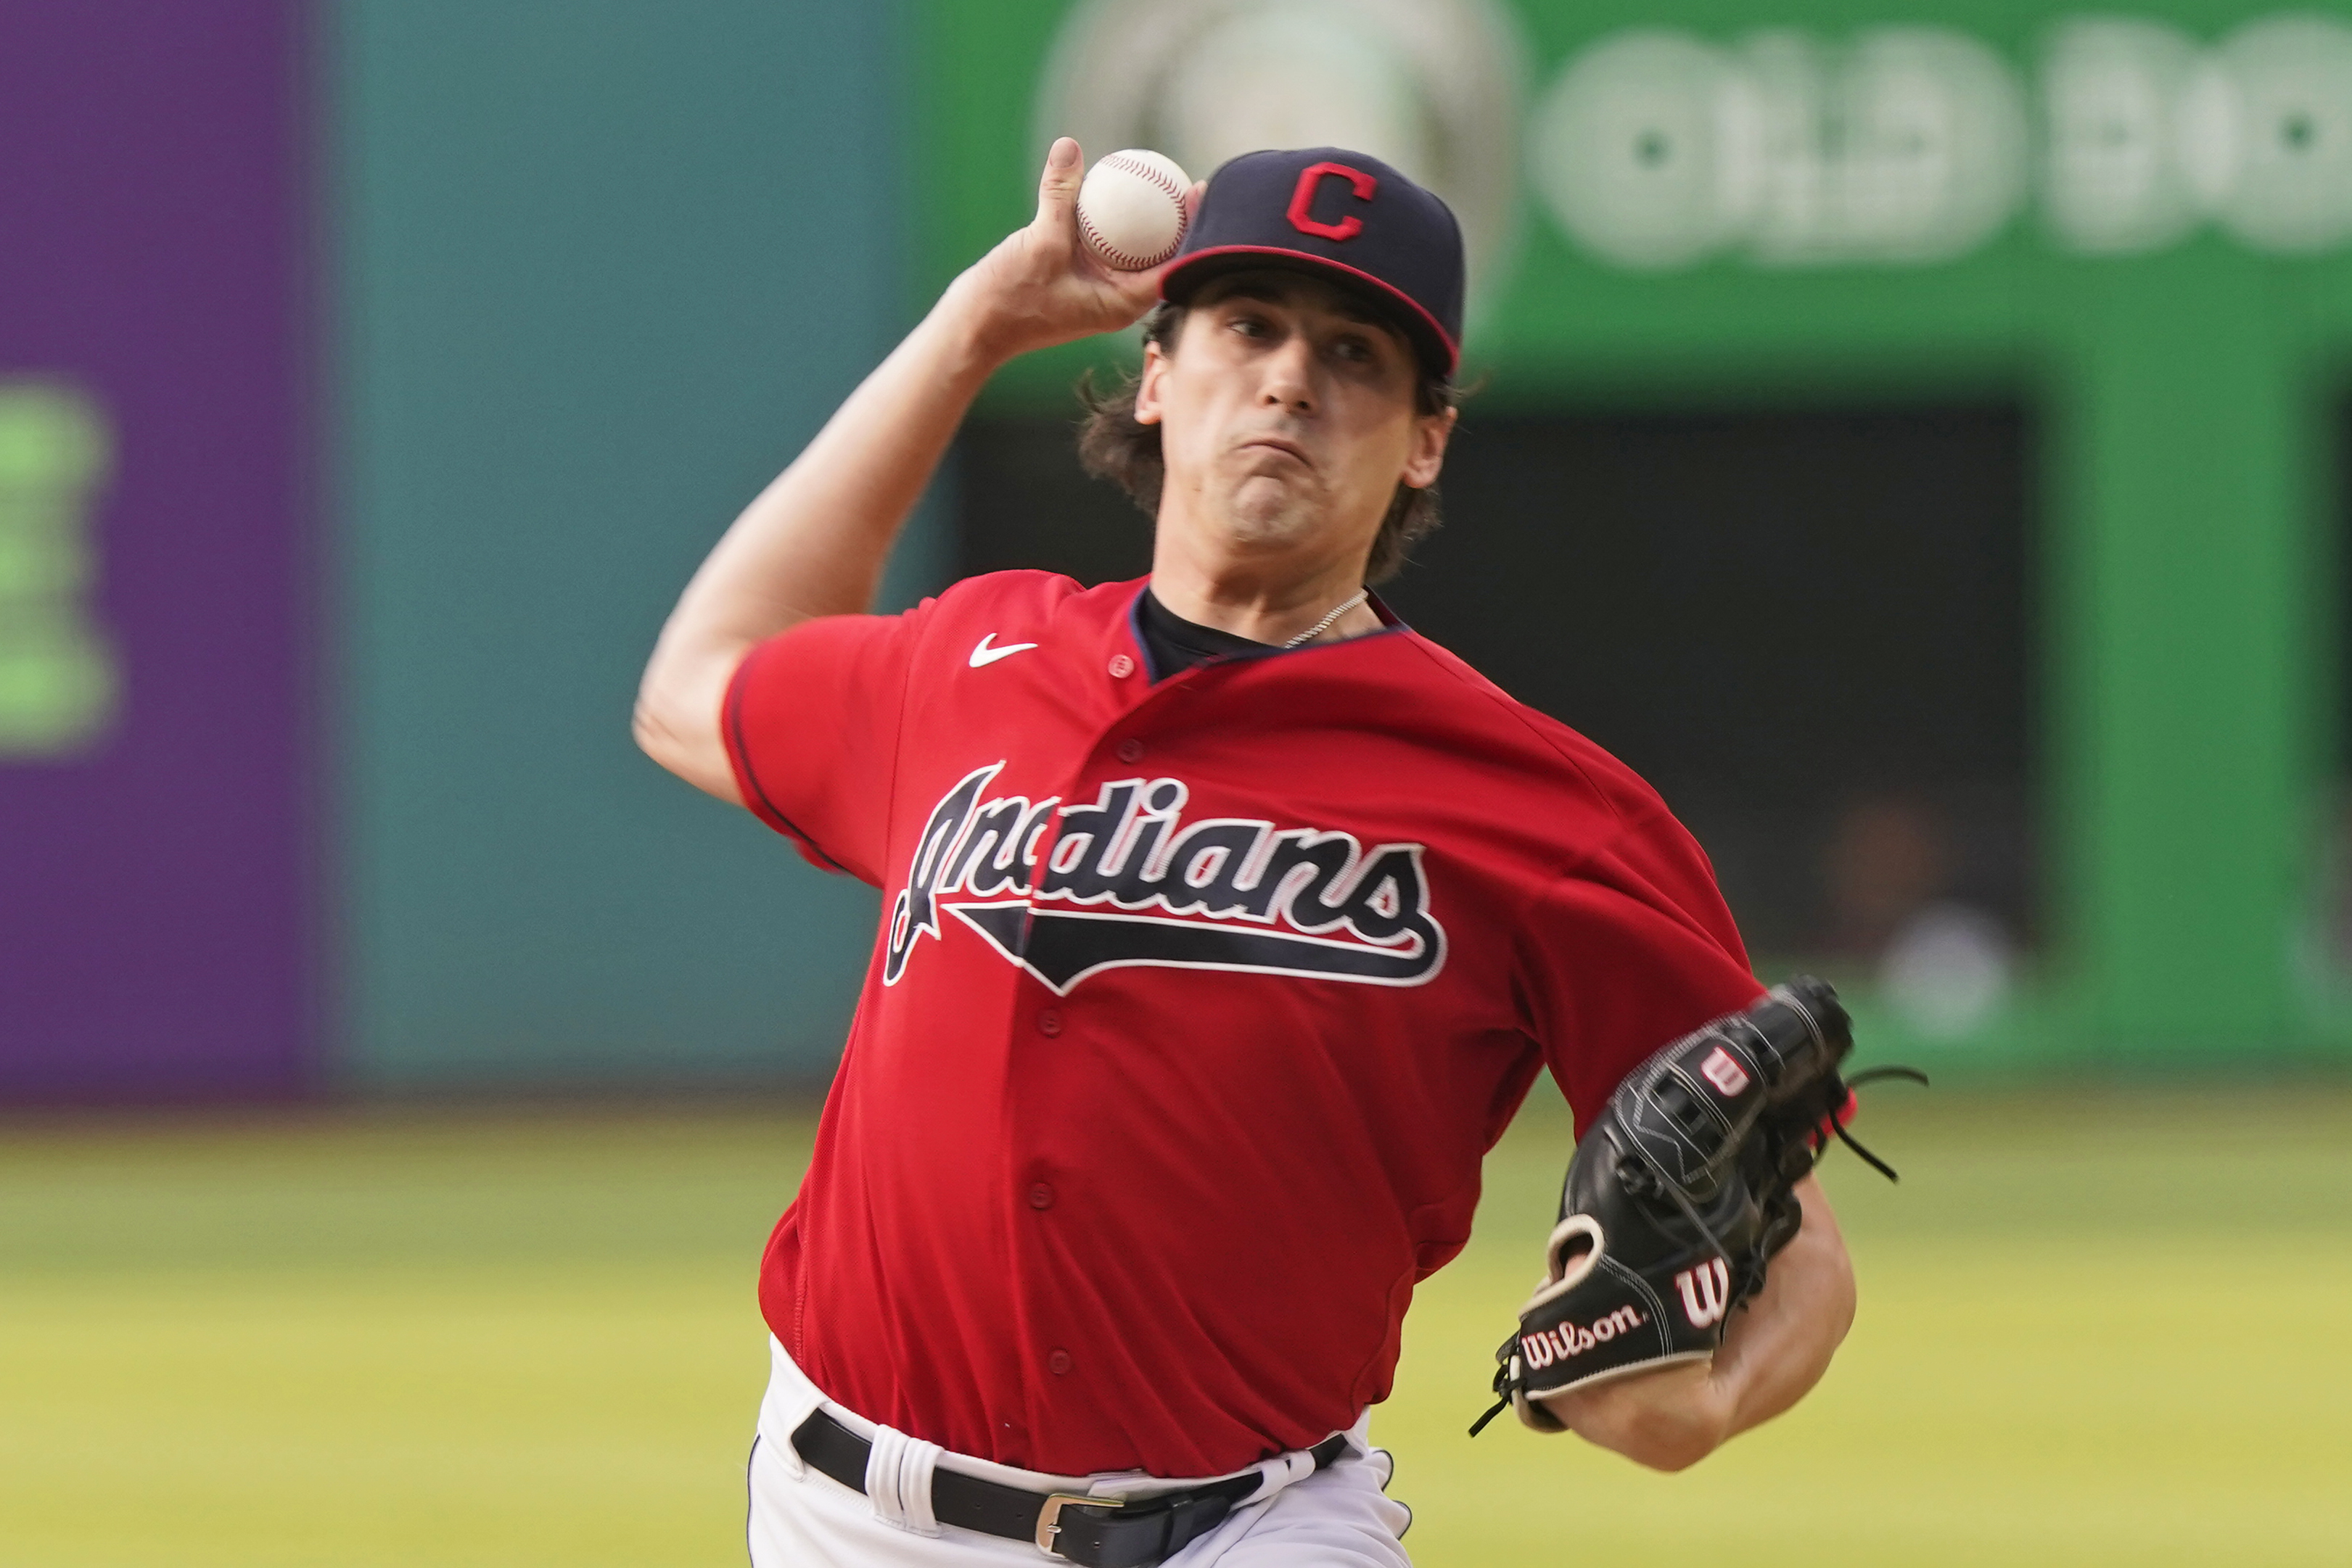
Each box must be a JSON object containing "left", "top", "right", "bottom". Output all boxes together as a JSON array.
[
  {"left": 1082, "top": 153, "right": 1187, "bottom": 269},
  {"left": 1103, "top": 151, "right": 1188, "bottom": 206},
  {"left": 1081, "top": 209, "right": 1154, "bottom": 270}
]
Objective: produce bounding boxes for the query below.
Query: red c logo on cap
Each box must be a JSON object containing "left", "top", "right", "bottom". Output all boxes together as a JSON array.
[{"left": 1286, "top": 161, "right": 1378, "bottom": 242}]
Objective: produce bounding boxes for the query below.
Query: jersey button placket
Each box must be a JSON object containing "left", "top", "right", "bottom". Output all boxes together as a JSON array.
[
  {"left": 1027, "top": 1182, "right": 1056, "bottom": 1210},
  {"left": 1035, "top": 1007, "right": 1062, "bottom": 1037}
]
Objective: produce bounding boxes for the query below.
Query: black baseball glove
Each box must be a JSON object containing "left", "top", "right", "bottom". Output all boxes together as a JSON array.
[{"left": 1471, "top": 978, "right": 1920, "bottom": 1436}]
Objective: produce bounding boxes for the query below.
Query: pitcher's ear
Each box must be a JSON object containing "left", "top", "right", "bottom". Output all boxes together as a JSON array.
[
  {"left": 1402, "top": 404, "right": 1457, "bottom": 487},
  {"left": 1135, "top": 340, "right": 1170, "bottom": 426}
]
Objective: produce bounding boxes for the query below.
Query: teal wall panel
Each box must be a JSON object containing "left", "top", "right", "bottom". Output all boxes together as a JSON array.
[{"left": 337, "top": 1, "right": 937, "bottom": 1086}]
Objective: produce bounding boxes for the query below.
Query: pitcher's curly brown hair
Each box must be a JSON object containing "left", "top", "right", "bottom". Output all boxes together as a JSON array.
[{"left": 1074, "top": 301, "right": 1456, "bottom": 585}]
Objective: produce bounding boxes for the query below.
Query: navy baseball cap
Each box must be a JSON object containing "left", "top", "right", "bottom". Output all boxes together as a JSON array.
[{"left": 1160, "top": 147, "right": 1465, "bottom": 379}]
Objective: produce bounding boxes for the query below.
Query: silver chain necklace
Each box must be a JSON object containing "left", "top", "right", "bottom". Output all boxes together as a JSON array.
[{"left": 1281, "top": 588, "right": 1370, "bottom": 649}]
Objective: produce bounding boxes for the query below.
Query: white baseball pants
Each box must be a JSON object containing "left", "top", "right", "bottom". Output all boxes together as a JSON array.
[{"left": 745, "top": 1337, "right": 1413, "bottom": 1567}]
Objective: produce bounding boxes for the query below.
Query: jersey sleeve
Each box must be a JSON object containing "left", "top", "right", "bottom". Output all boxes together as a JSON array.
[
  {"left": 1517, "top": 808, "right": 1766, "bottom": 1135},
  {"left": 723, "top": 604, "right": 929, "bottom": 886}
]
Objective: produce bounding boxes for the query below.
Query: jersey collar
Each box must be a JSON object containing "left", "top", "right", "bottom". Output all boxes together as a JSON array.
[{"left": 1121, "top": 577, "right": 1411, "bottom": 685}]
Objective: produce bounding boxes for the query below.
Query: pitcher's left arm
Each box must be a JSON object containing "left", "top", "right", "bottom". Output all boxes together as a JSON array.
[
  {"left": 1537, "top": 1175, "right": 1852, "bottom": 1471},
  {"left": 1477, "top": 981, "right": 1909, "bottom": 1470}
]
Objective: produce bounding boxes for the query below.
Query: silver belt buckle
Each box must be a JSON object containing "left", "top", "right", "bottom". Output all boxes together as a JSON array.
[{"left": 1035, "top": 1492, "right": 1123, "bottom": 1559}]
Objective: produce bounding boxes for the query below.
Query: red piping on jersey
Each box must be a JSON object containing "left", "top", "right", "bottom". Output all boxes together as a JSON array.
[{"left": 1164, "top": 244, "right": 1459, "bottom": 375}]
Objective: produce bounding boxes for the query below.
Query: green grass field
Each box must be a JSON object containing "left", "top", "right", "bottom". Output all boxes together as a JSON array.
[{"left": 4, "top": 1085, "right": 2348, "bottom": 1566}]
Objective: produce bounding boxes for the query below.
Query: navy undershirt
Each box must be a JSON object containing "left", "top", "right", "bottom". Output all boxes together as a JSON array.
[{"left": 1136, "top": 587, "right": 1272, "bottom": 681}]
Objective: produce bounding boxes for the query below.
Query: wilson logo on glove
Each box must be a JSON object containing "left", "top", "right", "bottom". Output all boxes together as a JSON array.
[
  {"left": 1520, "top": 1305, "right": 1646, "bottom": 1368},
  {"left": 1673, "top": 1258, "right": 1732, "bottom": 1328},
  {"left": 1471, "top": 978, "right": 1925, "bottom": 1439},
  {"left": 1699, "top": 1047, "right": 1751, "bottom": 1097}
]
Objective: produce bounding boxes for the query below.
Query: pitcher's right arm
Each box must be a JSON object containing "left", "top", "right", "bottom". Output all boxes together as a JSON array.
[{"left": 633, "top": 138, "right": 1183, "bottom": 802}]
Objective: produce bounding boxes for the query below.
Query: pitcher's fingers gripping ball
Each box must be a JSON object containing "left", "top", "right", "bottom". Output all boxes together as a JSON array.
[
  {"left": 1475, "top": 978, "right": 1924, "bottom": 1435},
  {"left": 1076, "top": 148, "right": 1191, "bottom": 270}
]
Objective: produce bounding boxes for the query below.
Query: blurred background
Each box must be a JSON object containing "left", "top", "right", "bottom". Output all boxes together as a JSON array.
[{"left": 3, "top": 1, "right": 2349, "bottom": 1564}]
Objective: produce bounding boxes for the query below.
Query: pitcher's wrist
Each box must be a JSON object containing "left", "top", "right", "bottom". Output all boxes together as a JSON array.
[{"left": 921, "top": 275, "right": 1018, "bottom": 381}]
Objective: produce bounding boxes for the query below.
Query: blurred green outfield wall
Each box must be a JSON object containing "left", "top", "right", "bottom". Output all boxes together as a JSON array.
[
  {"left": 918, "top": 0, "right": 2352, "bottom": 1069},
  {"left": 335, "top": 1, "right": 940, "bottom": 1088}
]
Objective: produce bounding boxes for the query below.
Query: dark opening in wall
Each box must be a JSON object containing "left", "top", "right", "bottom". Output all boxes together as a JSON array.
[{"left": 953, "top": 403, "right": 2037, "bottom": 981}]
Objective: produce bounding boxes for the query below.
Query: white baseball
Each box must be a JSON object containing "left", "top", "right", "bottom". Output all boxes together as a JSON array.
[{"left": 1076, "top": 149, "right": 1191, "bottom": 270}]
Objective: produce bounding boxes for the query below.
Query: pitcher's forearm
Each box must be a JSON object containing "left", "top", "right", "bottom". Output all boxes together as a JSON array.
[
  {"left": 1540, "top": 1176, "right": 1854, "bottom": 1470},
  {"left": 650, "top": 289, "right": 997, "bottom": 669},
  {"left": 1711, "top": 1176, "right": 1854, "bottom": 1439},
  {"left": 632, "top": 289, "right": 999, "bottom": 798}
]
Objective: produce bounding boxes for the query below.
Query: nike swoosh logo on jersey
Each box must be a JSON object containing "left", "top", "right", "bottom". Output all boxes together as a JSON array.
[{"left": 969, "top": 634, "right": 1039, "bottom": 668}]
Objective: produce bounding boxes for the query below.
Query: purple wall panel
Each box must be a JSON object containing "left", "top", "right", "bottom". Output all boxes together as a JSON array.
[{"left": 0, "top": 5, "right": 312, "bottom": 1097}]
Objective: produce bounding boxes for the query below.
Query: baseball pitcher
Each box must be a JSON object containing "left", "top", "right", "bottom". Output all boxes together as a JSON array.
[{"left": 636, "top": 140, "right": 1891, "bottom": 1567}]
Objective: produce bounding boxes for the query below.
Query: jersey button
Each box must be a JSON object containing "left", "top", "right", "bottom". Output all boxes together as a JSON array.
[
  {"left": 1116, "top": 738, "right": 1145, "bottom": 764},
  {"left": 1108, "top": 653, "right": 1135, "bottom": 679},
  {"left": 1036, "top": 1007, "right": 1063, "bottom": 1036},
  {"left": 1048, "top": 1349, "right": 1074, "bottom": 1376},
  {"left": 1027, "top": 1183, "right": 1056, "bottom": 1210}
]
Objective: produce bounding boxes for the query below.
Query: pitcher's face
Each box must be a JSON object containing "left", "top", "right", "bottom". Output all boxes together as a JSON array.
[{"left": 1136, "top": 270, "right": 1452, "bottom": 572}]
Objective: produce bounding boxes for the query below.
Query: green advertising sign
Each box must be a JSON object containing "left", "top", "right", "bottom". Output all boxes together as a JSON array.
[{"left": 915, "top": 0, "right": 2352, "bottom": 1065}]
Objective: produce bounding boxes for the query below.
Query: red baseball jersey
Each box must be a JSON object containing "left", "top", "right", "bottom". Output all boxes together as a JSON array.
[{"left": 725, "top": 571, "right": 1761, "bottom": 1479}]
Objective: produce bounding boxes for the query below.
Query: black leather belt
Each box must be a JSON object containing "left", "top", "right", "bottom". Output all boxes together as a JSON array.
[{"left": 788, "top": 1407, "right": 1350, "bottom": 1566}]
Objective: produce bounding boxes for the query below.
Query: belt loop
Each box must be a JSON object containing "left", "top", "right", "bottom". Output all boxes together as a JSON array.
[
  {"left": 864, "top": 1423, "right": 944, "bottom": 1536},
  {"left": 759, "top": 1337, "right": 819, "bottom": 1480},
  {"left": 1241, "top": 1444, "right": 1318, "bottom": 1510}
]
